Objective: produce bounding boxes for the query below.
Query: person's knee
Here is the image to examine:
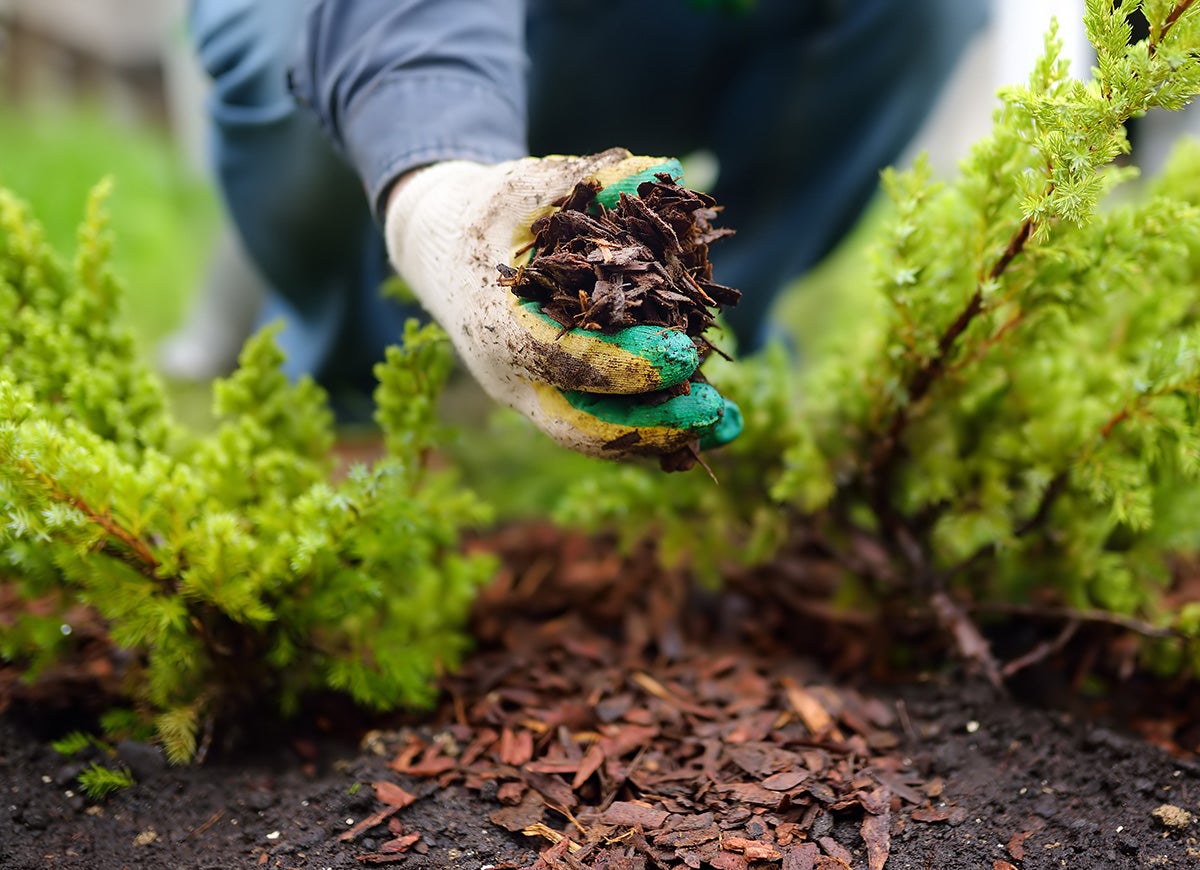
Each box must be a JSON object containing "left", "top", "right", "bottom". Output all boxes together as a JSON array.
[
  {"left": 908, "top": 0, "right": 990, "bottom": 72},
  {"left": 189, "top": 0, "right": 300, "bottom": 110}
]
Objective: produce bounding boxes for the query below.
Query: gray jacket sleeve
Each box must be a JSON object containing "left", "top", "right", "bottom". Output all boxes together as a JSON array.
[{"left": 290, "top": 0, "right": 529, "bottom": 217}]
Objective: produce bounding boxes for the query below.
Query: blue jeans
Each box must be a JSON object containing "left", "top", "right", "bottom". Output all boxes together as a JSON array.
[
  {"left": 189, "top": 0, "right": 987, "bottom": 405},
  {"left": 189, "top": 0, "right": 401, "bottom": 418}
]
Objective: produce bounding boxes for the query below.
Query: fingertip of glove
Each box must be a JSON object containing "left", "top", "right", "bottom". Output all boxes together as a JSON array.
[
  {"left": 563, "top": 379, "right": 724, "bottom": 435},
  {"left": 699, "top": 395, "right": 743, "bottom": 450}
]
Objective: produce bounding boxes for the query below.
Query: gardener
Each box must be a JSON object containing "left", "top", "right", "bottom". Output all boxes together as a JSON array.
[{"left": 185, "top": 0, "right": 987, "bottom": 456}]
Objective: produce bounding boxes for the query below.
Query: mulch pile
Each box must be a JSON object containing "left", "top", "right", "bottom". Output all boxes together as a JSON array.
[
  {"left": 498, "top": 175, "right": 740, "bottom": 341},
  {"left": 341, "top": 526, "right": 945, "bottom": 869}
]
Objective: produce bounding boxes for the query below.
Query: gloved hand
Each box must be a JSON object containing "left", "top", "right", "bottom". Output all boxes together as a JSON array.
[{"left": 384, "top": 147, "right": 742, "bottom": 460}]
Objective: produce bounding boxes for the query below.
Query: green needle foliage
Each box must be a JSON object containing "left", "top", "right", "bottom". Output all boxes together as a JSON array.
[
  {"left": 76, "top": 763, "right": 136, "bottom": 800},
  {"left": 557, "top": 0, "right": 1200, "bottom": 672},
  {"left": 0, "top": 184, "right": 494, "bottom": 762},
  {"left": 800, "top": 1, "right": 1200, "bottom": 624}
]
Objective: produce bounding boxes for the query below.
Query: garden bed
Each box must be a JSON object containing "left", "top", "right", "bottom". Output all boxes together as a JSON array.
[{"left": 4, "top": 522, "right": 1199, "bottom": 870}]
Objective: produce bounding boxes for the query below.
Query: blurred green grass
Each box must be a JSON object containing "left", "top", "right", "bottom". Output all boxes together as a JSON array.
[{"left": 0, "top": 104, "right": 218, "bottom": 349}]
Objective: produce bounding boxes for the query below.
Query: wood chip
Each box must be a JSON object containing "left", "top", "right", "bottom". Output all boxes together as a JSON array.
[
  {"left": 784, "top": 680, "right": 841, "bottom": 740},
  {"left": 711, "top": 852, "right": 750, "bottom": 870},
  {"left": 372, "top": 781, "right": 416, "bottom": 809},
  {"left": 782, "top": 843, "right": 820, "bottom": 870},
  {"left": 653, "top": 826, "right": 720, "bottom": 848},
  {"left": 911, "top": 806, "right": 968, "bottom": 824},
  {"left": 499, "top": 728, "right": 534, "bottom": 767},
  {"left": 338, "top": 806, "right": 401, "bottom": 843},
  {"left": 861, "top": 811, "right": 890, "bottom": 870},
  {"left": 818, "top": 836, "right": 854, "bottom": 865},
  {"left": 379, "top": 832, "right": 420, "bottom": 854},
  {"left": 489, "top": 791, "right": 546, "bottom": 832},
  {"left": 1007, "top": 829, "right": 1033, "bottom": 860},
  {"left": 571, "top": 742, "right": 606, "bottom": 789},
  {"left": 500, "top": 175, "right": 738, "bottom": 339},
  {"left": 525, "top": 770, "right": 578, "bottom": 809},
  {"left": 762, "top": 770, "right": 807, "bottom": 791},
  {"left": 717, "top": 782, "right": 785, "bottom": 807},
  {"left": 600, "top": 801, "right": 670, "bottom": 830},
  {"left": 348, "top": 529, "right": 938, "bottom": 870}
]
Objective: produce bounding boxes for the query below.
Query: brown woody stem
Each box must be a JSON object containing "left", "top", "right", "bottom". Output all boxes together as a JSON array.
[
  {"left": 1161, "top": 0, "right": 1197, "bottom": 44},
  {"left": 868, "top": 218, "right": 1034, "bottom": 484},
  {"left": 18, "top": 458, "right": 161, "bottom": 579}
]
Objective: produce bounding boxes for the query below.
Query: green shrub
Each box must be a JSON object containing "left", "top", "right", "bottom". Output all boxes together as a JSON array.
[
  {"left": 0, "top": 183, "right": 494, "bottom": 762},
  {"left": 555, "top": 1, "right": 1200, "bottom": 673}
]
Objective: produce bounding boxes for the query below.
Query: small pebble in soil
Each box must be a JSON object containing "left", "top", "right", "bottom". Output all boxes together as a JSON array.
[
  {"left": 16, "top": 805, "right": 50, "bottom": 830},
  {"left": 245, "top": 789, "right": 276, "bottom": 811},
  {"left": 1151, "top": 804, "right": 1194, "bottom": 829},
  {"left": 116, "top": 740, "right": 165, "bottom": 781},
  {"left": 54, "top": 763, "right": 83, "bottom": 786}
]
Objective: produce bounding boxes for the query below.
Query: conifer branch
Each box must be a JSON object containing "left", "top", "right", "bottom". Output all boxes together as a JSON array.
[
  {"left": 948, "top": 308, "right": 1027, "bottom": 375},
  {"left": 1099, "top": 406, "right": 1131, "bottom": 440},
  {"left": 860, "top": 213, "right": 1039, "bottom": 575},
  {"left": 867, "top": 217, "right": 1036, "bottom": 485},
  {"left": 945, "top": 375, "right": 1187, "bottom": 585},
  {"left": 15, "top": 457, "right": 162, "bottom": 579},
  {"left": 1160, "top": 0, "right": 1197, "bottom": 46},
  {"left": 944, "top": 471, "right": 1069, "bottom": 582}
]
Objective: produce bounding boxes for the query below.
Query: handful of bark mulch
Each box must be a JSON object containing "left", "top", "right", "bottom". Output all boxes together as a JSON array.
[
  {"left": 497, "top": 175, "right": 741, "bottom": 472},
  {"left": 497, "top": 174, "right": 740, "bottom": 346}
]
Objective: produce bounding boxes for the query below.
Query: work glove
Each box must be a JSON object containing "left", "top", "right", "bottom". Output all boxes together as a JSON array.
[{"left": 384, "top": 147, "right": 742, "bottom": 461}]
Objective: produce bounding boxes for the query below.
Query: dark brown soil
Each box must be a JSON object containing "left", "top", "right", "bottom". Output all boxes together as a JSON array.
[{"left": 3, "top": 524, "right": 1200, "bottom": 870}]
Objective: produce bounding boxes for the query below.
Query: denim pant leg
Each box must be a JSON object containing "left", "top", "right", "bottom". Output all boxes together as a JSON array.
[
  {"left": 188, "top": 0, "right": 408, "bottom": 414},
  {"left": 706, "top": 0, "right": 988, "bottom": 350},
  {"left": 528, "top": 0, "right": 988, "bottom": 352}
]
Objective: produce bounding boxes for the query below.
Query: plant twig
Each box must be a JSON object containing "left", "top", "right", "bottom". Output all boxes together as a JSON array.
[
  {"left": 1002, "top": 618, "right": 1080, "bottom": 678},
  {"left": 1160, "top": 0, "right": 1197, "bottom": 45},
  {"left": 1099, "top": 406, "right": 1130, "bottom": 440},
  {"left": 931, "top": 591, "right": 1004, "bottom": 688},
  {"left": 968, "top": 600, "right": 1178, "bottom": 639},
  {"left": 865, "top": 217, "right": 1035, "bottom": 509},
  {"left": 17, "top": 458, "right": 161, "bottom": 578}
]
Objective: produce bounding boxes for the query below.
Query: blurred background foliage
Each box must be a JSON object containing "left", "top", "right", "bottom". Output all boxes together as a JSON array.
[{"left": 0, "top": 105, "right": 216, "bottom": 347}]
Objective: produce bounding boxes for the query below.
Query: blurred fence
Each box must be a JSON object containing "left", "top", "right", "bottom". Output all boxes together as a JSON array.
[{"left": 0, "top": 0, "right": 187, "bottom": 128}]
